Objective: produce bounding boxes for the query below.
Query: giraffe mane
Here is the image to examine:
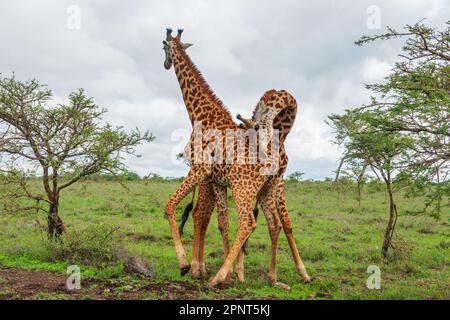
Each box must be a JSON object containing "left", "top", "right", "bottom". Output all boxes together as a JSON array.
[{"left": 175, "top": 41, "right": 234, "bottom": 121}]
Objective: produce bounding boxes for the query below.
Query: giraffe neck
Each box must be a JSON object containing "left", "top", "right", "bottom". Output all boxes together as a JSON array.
[
  {"left": 253, "top": 90, "right": 298, "bottom": 143},
  {"left": 272, "top": 91, "right": 297, "bottom": 143},
  {"left": 171, "top": 45, "right": 233, "bottom": 126}
]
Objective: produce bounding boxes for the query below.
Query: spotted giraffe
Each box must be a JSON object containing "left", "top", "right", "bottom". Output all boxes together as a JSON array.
[
  {"left": 162, "top": 29, "right": 309, "bottom": 287},
  {"left": 199, "top": 89, "right": 310, "bottom": 287},
  {"left": 235, "top": 90, "right": 309, "bottom": 285},
  {"left": 180, "top": 89, "right": 293, "bottom": 282}
]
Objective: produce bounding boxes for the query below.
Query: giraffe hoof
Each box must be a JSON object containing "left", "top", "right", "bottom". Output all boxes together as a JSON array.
[
  {"left": 199, "top": 263, "right": 207, "bottom": 276},
  {"left": 302, "top": 274, "right": 312, "bottom": 284},
  {"left": 207, "top": 277, "right": 219, "bottom": 288},
  {"left": 235, "top": 270, "right": 245, "bottom": 283},
  {"left": 192, "top": 268, "right": 207, "bottom": 279},
  {"left": 274, "top": 281, "right": 291, "bottom": 291},
  {"left": 180, "top": 264, "right": 191, "bottom": 277},
  {"left": 302, "top": 274, "right": 312, "bottom": 283},
  {"left": 223, "top": 273, "right": 234, "bottom": 286},
  {"left": 191, "top": 269, "right": 201, "bottom": 279}
]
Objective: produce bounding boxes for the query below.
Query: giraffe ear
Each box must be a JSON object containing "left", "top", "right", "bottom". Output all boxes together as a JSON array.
[{"left": 181, "top": 43, "right": 193, "bottom": 50}]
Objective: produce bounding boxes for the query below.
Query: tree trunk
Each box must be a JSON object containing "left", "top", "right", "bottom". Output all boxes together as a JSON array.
[
  {"left": 333, "top": 154, "right": 347, "bottom": 188},
  {"left": 381, "top": 183, "right": 398, "bottom": 257},
  {"left": 47, "top": 197, "right": 65, "bottom": 239},
  {"left": 356, "top": 164, "right": 367, "bottom": 208},
  {"left": 357, "top": 180, "right": 362, "bottom": 208}
]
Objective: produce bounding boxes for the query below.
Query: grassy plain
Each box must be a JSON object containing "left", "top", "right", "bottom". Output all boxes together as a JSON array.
[{"left": 0, "top": 179, "right": 448, "bottom": 299}]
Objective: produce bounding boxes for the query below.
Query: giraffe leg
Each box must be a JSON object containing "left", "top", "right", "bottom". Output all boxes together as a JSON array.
[
  {"left": 213, "top": 184, "right": 234, "bottom": 284},
  {"left": 235, "top": 249, "right": 245, "bottom": 283},
  {"left": 191, "top": 182, "right": 215, "bottom": 279},
  {"left": 164, "top": 166, "right": 210, "bottom": 276},
  {"left": 208, "top": 182, "right": 258, "bottom": 288},
  {"left": 258, "top": 187, "right": 282, "bottom": 285},
  {"left": 197, "top": 182, "right": 215, "bottom": 278},
  {"left": 235, "top": 202, "right": 261, "bottom": 282},
  {"left": 276, "top": 179, "right": 311, "bottom": 283}
]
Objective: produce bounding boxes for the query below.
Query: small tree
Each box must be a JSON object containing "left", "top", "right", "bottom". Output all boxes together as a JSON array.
[
  {"left": 327, "top": 110, "right": 412, "bottom": 257},
  {"left": 341, "top": 158, "right": 369, "bottom": 208},
  {"left": 287, "top": 171, "right": 305, "bottom": 182},
  {"left": 328, "top": 20, "right": 449, "bottom": 256},
  {"left": 355, "top": 20, "right": 450, "bottom": 216},
  {"left": 0, "top": 75, "right": 153, "bottom": 238}
]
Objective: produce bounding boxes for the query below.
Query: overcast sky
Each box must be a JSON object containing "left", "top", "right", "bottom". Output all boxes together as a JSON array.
[{"left": 1, "top": 0, "right": 448, "bottom": 179}]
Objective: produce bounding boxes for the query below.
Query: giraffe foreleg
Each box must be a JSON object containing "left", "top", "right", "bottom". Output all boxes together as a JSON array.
[
  {"left": 235, "top": 250, "right": 245, "bottom": 283},
  {"left": 235, "top": 204, "right": 259, "bottom": 283},
  {"left": 197, "top": 182, "right": 215, "bottom": 278},
  {"left": 208, "top": 183, "right": 258, "bottom": 288},
  {"left": 164, "top": 166, "right": 211, "bottom": 276},
  {"left": 191, "top": 182, "right": 214, "bottom": 278}
]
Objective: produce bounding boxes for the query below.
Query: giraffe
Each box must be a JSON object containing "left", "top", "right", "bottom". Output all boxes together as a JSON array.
[
  {"left": 196, "top": 89, "right": 311, "bottom": 286},
  {"left": 162, "top": 28, "right": 310, "bottom": 287},
  {"left": 182, "top": 89, "right": 290, "bottom": 280}
]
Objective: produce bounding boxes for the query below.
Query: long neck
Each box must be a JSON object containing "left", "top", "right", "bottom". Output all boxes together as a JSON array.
[
  {"left": 275, "top": 105, "right": 297, "bottom": 143},
  {"left": 276, "top": 91, "right": 297, "bottom": 142},
  {"left": 171, "top": 45, "right": 233, "bottom": 126}
]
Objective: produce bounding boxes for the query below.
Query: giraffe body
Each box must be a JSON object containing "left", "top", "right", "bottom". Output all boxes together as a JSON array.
[{"left": 218, "top": 89, "right": 310, "bottom": 285}]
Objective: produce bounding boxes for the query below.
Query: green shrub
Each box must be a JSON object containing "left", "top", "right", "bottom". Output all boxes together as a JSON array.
[{"left": 43, "top": 225, "right": 124, "bottom": 267}]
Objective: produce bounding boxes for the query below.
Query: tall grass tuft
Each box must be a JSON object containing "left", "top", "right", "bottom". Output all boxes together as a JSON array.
[{"left": 42, "top": 225, "right": 125, "bottom": 267}]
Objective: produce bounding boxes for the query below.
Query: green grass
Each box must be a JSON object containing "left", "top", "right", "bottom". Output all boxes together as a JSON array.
[{"left": 0, "top": 179, "right": 448, "bottom": 299}]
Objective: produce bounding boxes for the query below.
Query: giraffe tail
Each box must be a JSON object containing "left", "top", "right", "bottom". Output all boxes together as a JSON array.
[
  {"left": 178, "top": 189, "right": 196, "bottom": 237},
  {"left": 242, "top": 205, "right": 259, "bottom": 255}
]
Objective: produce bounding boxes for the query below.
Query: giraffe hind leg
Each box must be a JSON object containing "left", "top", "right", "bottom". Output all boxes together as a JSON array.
[
  {"left": 213, "top": 184, "right": 234, "bottom": 284},
  {"left": 276, "top": 179, "right": 311, "bottom": 283},
  {"left": 258, "top": 186, "right": 282, "bottom": 285},
  {"left": 178, "top": 191, "right": 195, "bottom": 237}
]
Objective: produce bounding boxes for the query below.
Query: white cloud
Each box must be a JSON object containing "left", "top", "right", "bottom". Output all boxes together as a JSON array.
[
  {"left": 362, "top": 57, "right": 391, "bottom": 83},
  {"left": 1, "top": 0, "right": 448, "bottom": 179}
]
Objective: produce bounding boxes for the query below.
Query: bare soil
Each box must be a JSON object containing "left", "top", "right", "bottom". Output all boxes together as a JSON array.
[{"left": 0, "top": 266, "right": 206, "bottom": 300}]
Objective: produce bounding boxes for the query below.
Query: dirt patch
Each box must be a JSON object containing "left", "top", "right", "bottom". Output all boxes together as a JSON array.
[
  {"left": 0, "top": 266, "right": 206, "bottom": 300},
  {"left": 0, "top": 268, "right": 69, "bottom": 299},
  {"left": 128, "top": 234, "right": 158, "bottom": 242}
]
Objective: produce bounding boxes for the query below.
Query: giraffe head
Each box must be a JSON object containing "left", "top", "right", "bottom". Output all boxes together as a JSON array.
[
  {"left": 237, "top": 90, "right": 283, "bottom": 130},
  {"left": 236, "top": 113, "right": 259, "bottom": 130},
  {"left": 237, "top": 90, "right": 287, "bottom": 148},
  {"left": 163, "top": 28, "right": 193, "bottom": 70}
]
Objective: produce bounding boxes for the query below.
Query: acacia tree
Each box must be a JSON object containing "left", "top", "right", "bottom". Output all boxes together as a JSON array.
[
  {"left": 355, "top": 20, "right": 450, "bottom": 215},
  {"left": 287, "top": 171, "right": 305, "bottom": 182},
  {"left": 327, "top": 110, "right": 412, "bottom": 256},
  {"left": 0, "top": 75, "right": 154, "bottom": 238},
  {"left": 328, "top": 20, "right": 449, "bottom": 256}
]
